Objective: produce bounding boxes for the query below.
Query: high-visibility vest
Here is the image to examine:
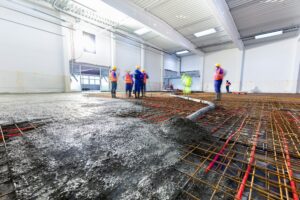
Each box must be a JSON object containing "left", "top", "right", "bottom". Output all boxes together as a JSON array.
[
  {"left": 214, "top": 68, "right": 224, "bottom": 81},
  {"left": 143, "top": 73, "right": 148, "bottom": 84},
  {"left": 226, "top": 82, "right": 231, "bottom": 86},
  {"left": 125, "top": 73, "right": 133, "bottom": 84},
  {"left": 110, "top": 71, "right": 117, "bottom": 82}
]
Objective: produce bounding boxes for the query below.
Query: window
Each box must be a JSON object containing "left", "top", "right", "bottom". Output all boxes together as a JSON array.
[{"left": 83, "top": 32, "right": 96, "bottom": 54}]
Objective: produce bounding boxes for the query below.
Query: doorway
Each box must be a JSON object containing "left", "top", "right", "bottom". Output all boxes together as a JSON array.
[{"left": 70, "top": 62, "right": 110, "bottom": 92}]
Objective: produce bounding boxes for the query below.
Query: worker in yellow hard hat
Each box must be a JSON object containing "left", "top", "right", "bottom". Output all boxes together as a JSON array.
[
  {"left": 141, "top": 69, "right": 149, "bottom": 97},
  {"left": 214, "top": 63, "right": 224, "bottom": 101},
  {"left": 109, "top": 66, "right": 118, "bottom": 98},
  {"left": 134, "top": 65, "right": 143, "bottom": 98}
]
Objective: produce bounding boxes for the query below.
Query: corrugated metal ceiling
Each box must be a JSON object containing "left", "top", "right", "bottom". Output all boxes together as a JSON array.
[
  {"left": 226, "top": 0, "right": 300, "bottom": 38},
  {"left": 129, "top": 0, "right": 233, "bottom": 53}
]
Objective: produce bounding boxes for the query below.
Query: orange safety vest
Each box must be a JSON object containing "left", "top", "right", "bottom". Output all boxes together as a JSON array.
[
  {"left": 125, "top": 73, "right": 133, "bottom": 84},
  {"left": 110, "top": 71, "right": 117, "bottom": 82},
  {"left": 214, "top": 68, "right": 224, "bottom": 81},
  {"left": 143, "top": 73, "right": 148, "bottom": 84}
]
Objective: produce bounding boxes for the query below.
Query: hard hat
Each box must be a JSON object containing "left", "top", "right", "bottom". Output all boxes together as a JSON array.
[
  {"left": 215, "top": 63, "right": 221, "bottom": 67},
  {"left": 112, "top": 66, "right": 117, "bottom": 71},
  {"left": 136, "top": 65, "right": 141, "bottom": 69},
  {"left": 141, "top": 69, "right": 145, "bottom": 72}
]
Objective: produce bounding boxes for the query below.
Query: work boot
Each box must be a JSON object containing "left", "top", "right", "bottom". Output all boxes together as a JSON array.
[
  {"left": 214, "top": 93, "right": 218, "bottom": 101},
  {"left": 218, "top": 93, "right": 221, "bottom": 101}
]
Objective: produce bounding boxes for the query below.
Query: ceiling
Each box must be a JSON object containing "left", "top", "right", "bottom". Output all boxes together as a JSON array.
[
  {"left": 36, "top": 0, "right": 300, "bottom": 53},
  {"left": 128, "top": 0, "right": 234, "bottom": 53},
  {"left": 226, "top": 0, "right": 300, "bottom": 46}
]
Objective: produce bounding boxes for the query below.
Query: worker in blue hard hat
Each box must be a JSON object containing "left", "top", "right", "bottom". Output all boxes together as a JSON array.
[
  {"left": 109, "top": 66, "right": 118, "bottom": 98},
  {"left": 134, "top": 65, "right": 143, "bottom": 99},
  {"left": 214, "top": 63, "right": 224, "bottom": 101}
]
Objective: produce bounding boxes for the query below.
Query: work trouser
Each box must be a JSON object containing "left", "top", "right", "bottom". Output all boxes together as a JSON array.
[
  {"left": 111, "top": 82, "right": 117, "bottom": 98},
  {"left": 134, "top": 80, "right": 142, "bottom": 98},
  {"left": 125, "top": 83, "right": 133, "bottom": 97},
  {"left": 214, "top": 80, "right": 222, "bottom": 93},
  {"left": 141, "top": 83, "right": 146, "bottom": 96}
]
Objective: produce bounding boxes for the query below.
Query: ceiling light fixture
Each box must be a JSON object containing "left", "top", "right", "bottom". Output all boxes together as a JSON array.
[
  {"left": 176, "top": 50, "right": 189, "bottom": 55},
  {"left": 194, "top": 28, "right": 216, "bottom": 37},
  {"left": 134, "top": 27, "right": 150, "bottom": 35},
  {"left": 255, "top": 30, "right": 283, "bottom": 39}
]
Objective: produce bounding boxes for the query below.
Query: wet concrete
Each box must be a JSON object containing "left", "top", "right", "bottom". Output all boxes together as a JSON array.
[{"left": 0, "top": 93, "right": 210, "bottom": 200}]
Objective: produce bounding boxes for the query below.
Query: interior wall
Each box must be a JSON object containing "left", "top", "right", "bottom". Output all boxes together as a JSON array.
[
  {"left": 163, "top": 54, "right": 180, "bottom": 72},
  {"left": 203, "top": 48, "right": 243, "bottom": 92},
  {"left": 144, "top": 48, "right": 163, "bottom": 91},
  {"left": 243, "top": 37, "right": 299, "bottom": 93},
  {"left": 181, "top": 55, "right": 204, "bottom": 91},
  {"left": 0, "top": 1, "right": 66, "bottom": 93},
  {"left": 115, "top": 37, "right": 141, "bottom": 91},
  {"left": 73, "top": 23, "right": 111, "bottom": 67}
]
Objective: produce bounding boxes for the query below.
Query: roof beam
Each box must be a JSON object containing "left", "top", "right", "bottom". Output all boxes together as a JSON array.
[
  {"left": 101, "top": 0, "right": 204, "bottom": 56},
  {"left": 206, "top": 0, "right": 244, "bottom": 50}
]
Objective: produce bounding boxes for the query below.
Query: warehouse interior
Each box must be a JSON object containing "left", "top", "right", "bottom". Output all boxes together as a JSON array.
[{"left": 0, "top": 0, "right": 299, "bottom": 199}]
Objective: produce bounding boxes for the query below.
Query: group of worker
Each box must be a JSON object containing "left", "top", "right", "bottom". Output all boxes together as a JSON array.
[
  {"left": 214, "top": 63, "right": 231, "bottom": 101},
  {"left": 109, "top": 65, "right": 149, "bottom": 99},
  {"left": 110, "top": 63, "right": 230, "bottom": 100}
]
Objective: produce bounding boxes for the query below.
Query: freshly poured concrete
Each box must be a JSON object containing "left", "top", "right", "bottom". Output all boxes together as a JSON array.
[{"left": 0, "top": 93, "right": 209, "bottom": 199}]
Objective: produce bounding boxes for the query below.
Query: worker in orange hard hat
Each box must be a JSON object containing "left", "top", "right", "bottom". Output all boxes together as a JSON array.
[
  {"left": 109, "top": 66, "right": 118, "bottom": 98},
  {"left": 141, "top": 69, "right": 149, "bottom": 97},
  {"left": 214, "top": 63, "right": 224, "bottom": 101},
  {"left": 124, "top": 70, "right": 133, "bottom": 97}
]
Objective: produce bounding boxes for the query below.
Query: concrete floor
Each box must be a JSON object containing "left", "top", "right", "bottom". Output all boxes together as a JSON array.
[{"left": 0, "top": 93, "right": 209, "bottom": 200}]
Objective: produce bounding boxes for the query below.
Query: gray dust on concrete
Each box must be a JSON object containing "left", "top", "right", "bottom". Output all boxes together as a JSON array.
[{"left": 0, "top": 93, "right": 210, "bottom": 200}]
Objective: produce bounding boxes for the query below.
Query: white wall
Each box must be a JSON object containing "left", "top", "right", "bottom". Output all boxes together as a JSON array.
[
  {"left": 0, "top": 0, "right": 165, "bottom": 93},
  {"left": 144, "top": 48, "right": 163, "bottom": 91},
  {"left": 203, "top": 48, "right": 243, "bottom": 92},
  {"left": 0, "top": 1, "right": 67, "bottom": 93},
  {"left": 202, "top": 37, "right": 300, "bottom": 93},
  {"left": 243, "top": 37, "right": 299, "bottom": 93},
  {"left": 181, "top": 55, "right": 204, "bottom": 91},
  {"left": 163, "top": 54, "right": 180, "bottom": 72},
  {"left": 73, "top": 23, "right": 111, "bottom": 67},
  {"left": 115, "top": 37, "right": 141, "bottom": 91}
]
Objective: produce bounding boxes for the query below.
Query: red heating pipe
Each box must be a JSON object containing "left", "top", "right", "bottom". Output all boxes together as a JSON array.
[
  {"left": 205, "top": 115, "right": 248, "bottom": 173},
  {"left": 2, "top": 126, "right": 33, "bottom": 133},
  {"left": 277, "top": 121, "right": 299, "bottom": 200},
  {"left": 235, "top": 121, "right": 261, "bottom": 200}
]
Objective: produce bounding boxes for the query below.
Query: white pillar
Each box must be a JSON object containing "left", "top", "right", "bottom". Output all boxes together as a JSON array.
[
  {"left": 141, "top": 44, "right": 145, "bottom": 68},
  {"left": 160, "top": 52, "right": 164, "bottom": 90},
  {"left": 61, "top": 26, "right": 71, "bottom": 92},
  {"left": 110, "top": 32, "right": 116, "bottom": 67}
]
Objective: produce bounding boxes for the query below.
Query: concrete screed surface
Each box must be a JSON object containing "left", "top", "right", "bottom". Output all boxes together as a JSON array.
[{"left": 0, "top": 93, "right": 209, "bottom": 200}]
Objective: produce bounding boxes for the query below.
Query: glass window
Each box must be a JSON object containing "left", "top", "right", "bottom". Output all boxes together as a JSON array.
[{"left": 83, "top": 79, "right": 89, "bottom": 84}]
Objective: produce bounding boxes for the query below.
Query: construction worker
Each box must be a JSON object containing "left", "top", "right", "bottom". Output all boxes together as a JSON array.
[
  {"left": 124, "top": 70, "right": 133, "bottom": 97},
  {"left": 134, "top": 65, "right": 143, "bottom": 99},
  {"left": 214, "top": 63, "right": 224, "bottom": 101},
  {"left": 141, "top": 69, "right": 149, "bottom": 97},
  {"left": 109, "top": 66, "right": 118, "bottom": 98},
  {"left": 226, "top": 80, "right": 231, "bottom": 93}
]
